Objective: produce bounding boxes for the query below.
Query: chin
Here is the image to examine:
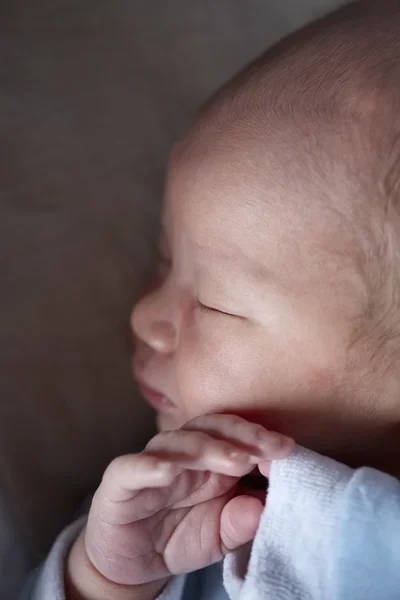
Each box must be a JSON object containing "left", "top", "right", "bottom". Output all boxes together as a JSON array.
[{"left": 156, "top": 410, "right": 184, "bottom": 432}]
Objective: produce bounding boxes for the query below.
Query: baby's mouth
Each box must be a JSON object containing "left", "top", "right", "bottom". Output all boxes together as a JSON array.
[
  {"left": 133, "top": 359, "right": 176, "bottom": 412},
  {"left": 137, "top": 381, "right": 176, "bottom": 412}
]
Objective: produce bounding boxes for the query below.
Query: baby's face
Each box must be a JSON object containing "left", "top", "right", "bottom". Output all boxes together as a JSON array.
[{"left": 131, "top": 142, "right": 372, "bottom": 462}]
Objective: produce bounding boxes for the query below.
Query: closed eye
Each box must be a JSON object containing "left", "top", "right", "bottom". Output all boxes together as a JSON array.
[
  {"left": 194, "top": 300, "right": 215, "bottom": 314},
  {"left": 194, "top": 299, "right": 238, "bottom": 318}
]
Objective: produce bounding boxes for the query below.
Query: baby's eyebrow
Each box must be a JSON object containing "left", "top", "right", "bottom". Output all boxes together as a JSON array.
[{"left": 195, "top": 242, "right": 269, "bottom": 283}]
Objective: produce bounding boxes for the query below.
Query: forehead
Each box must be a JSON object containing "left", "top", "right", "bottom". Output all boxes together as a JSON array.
[{"left": 165, "top": 143, "right": 317, "bottom": 274}]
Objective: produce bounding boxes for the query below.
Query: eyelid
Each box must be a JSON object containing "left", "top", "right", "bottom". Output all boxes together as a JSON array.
[
  {"left": 194, "top": 299, "right": 215, "bottom": 314},
  {"left": 194, "top": 299, "right": 237, "bottom": 317}
]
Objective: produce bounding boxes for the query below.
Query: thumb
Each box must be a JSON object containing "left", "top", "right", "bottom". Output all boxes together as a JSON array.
[{"left": 220, "top": 495, "right": 264, "bottom": 553}]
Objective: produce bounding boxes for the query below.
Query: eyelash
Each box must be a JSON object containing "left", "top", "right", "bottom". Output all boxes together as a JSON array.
[
  {"left": 194, "top": 300, "right": 237, "bottom": 318},
  {"left": 194, "top": 300, "right": 215, "bottom": 314}
]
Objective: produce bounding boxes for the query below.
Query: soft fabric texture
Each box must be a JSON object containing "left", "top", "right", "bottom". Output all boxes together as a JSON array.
[
  {"left": 0, "top": 1, "right": 346, "bottom": 597},
  {"left": 20, "top": 446, "right": 400, "bottom": 600}
]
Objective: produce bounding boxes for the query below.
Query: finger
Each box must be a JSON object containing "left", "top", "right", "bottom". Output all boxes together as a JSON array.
[
  {"left": 257, "top": 460, "right": 272, "bottom": 478},
  {"left": 182, "top": 413, "right": 294, "bottom": 460},
  {"left": 220, "top": 495, "right": 264, "bottom": 552},
  {"left": 145, "top": 429, "right": 260, "bottom": 477},
  {"left": 101, "top": 453, "right": 181, "bottom": 502}
]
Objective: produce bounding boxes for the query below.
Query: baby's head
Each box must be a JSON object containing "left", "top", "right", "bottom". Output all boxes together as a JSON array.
[{"left": 132, "top": 1, "right": 400, "bottom": 472}]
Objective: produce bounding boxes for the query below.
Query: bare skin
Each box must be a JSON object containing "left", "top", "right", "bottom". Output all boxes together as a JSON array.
[{"left": 65, "top": 415, "right": 293, "bottom": 599}]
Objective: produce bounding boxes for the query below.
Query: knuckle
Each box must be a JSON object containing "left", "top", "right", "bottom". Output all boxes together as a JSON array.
[
  {"left": 103, "top": 454, "right": 129, "bottom": 481},
  {"left": 103, "top": 453, "right": 143, "bottom": 484},
  {"left": 145, "top": 429, "right": 175, "bottom": 451},
  {"left": 105, "top": 454, "right": 127, "bottom": 475},
  {"left": 192, "top": 430, "right": 213, "bottom": 452},
  {"left": 226, "top": 415, "right": 250, "bottom": 434}
]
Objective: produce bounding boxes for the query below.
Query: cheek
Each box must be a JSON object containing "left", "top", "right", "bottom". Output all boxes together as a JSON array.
[
  {"left": 307, "top": 366, "right": 338, "bottom": 394},
  {"left": 175, "top": 323, "right": 270, "bottom": 418},
  {"left": 173, "top": 316, "right": 342, "bottom": 427}
]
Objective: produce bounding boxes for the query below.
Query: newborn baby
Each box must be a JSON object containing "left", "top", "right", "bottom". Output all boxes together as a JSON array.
[{"left": 22, "top": 2, "right": 400, "bottom": 600}]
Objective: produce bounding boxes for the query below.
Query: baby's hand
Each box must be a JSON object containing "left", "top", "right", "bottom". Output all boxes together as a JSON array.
[{"left": 67, "top": 414, "right": 294, "bottom": 599}]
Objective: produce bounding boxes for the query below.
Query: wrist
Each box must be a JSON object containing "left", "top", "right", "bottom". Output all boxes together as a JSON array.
[{"left": 65, "top": 530, "right": 168, "bottom": 600}]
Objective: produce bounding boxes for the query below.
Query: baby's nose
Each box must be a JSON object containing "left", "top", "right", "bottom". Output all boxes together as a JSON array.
[{"left": 131, "top": 292, "right": 177, "bottom": 354}]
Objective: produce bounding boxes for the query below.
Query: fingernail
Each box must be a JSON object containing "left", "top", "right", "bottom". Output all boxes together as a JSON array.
[
  {"left": 256, "top": 430, "right": 286, "bottom": 453},
  {"left": 227, "top": 450, "right": 259, "bottom": 464}
]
